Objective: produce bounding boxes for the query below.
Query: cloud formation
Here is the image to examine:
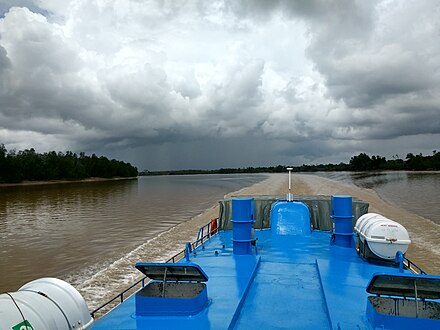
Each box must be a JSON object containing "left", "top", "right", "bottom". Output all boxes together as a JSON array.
[{"left": 0, "top": 0, "right": 439, "bottom": 169}]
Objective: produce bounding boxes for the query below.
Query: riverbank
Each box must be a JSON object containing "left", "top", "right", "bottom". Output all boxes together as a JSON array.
[{"left": 0, "top": 176, "right": 138, "bottom": 187}]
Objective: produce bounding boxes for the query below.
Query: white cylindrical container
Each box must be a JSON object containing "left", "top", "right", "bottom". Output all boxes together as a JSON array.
[
  {"left": 0, "top": 278, "right": 93, "bottom": 330},
  {"left": 354, "top": 213, "right": 382, "bottom": 237},
  {"left": 356, "top": 214, "right": 411, "bottom": 260},
  {"left": 363, "top": 218, "right": 410, "bottom": 259}
]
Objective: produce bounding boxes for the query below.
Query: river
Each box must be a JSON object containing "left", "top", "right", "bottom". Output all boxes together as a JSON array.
[
  {"left": 0, "top": 174, "right": 267, "bottom": 297},
  {"left": 313, "top": 171, "right": 440, "bottom": 225}
]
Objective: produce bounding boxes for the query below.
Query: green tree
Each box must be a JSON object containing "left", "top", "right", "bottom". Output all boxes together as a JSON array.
[{"left": 349, "top": 153, "right": 372, "bottom": 171}]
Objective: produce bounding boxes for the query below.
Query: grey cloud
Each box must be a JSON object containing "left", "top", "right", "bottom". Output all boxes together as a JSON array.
[
  {"left": 314, "top": 44, "right": 439, "bottom": 109},
  {"left": 0, "top": 7, "right": 87, "bottom": 121},
  {"left": 106, "top": 134, "right": 286, "bottom": 170},
  {"left": 226, "top": 0, "right": 375, "bottom": 30},
  {"left": 103, "top": 63, "right": 169, "bottom": 114},
  {"left": 167, "top": 68, "right": 201, "bottom": 99},
  {"left": 0, "top": 45, "right": 11, "bottom": 97},
  {"left": 0, "top": 4, "right": 273, "bottom": 156},
  {"left": 199, "top": 60, "right": 265, "bottom": 135},
  {"left": 1, "top": 8, "right": 81, "bottom": 74},
  {"left": 1, "top": 1, "right": 440, "bottom": 170},
  {"left": 0, "top": 45, "right": 11, "bottom": 69},
  {"left": 296, "top": 0, "right": 440, "bottom": 144},
  {"left": 0, "top": 0, "right": 49, "bottom": 17}
]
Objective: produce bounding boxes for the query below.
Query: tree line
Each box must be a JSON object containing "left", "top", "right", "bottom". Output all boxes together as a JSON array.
[
  {"left": 139, "top": 151, "right": 440, "bottom": 176},
  {"left": 0, "top": 144, "right": 138, "bottom": 183},
  {"left": 346, "top": 151, "right": 440, "bottom": 171}
]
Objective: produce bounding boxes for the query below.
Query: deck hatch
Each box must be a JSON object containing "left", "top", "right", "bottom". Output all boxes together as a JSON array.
[
  {"left": 134, "top": 262, "right": 209, "bottom": 316},
  {"left": 366, "top": 273, "right": 440, "bottom": 327},
  {"left": 135, "top": 262, "right": 208, "bottom": 282},
  {"left": 366, "top": 273, "right": 440, "bottom": 299}
]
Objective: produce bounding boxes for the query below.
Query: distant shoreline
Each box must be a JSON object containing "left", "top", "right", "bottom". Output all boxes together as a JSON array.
[
  {"left": 139, "top": 169, "right": 440, "bottom": 176},
  {"left": 0, "top": 176, "right": 138, "bottom": 187}
]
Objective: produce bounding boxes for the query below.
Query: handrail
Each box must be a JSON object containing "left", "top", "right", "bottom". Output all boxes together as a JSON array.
[
  {"left": 403, "top": 256, "right": 427, "bottom": 275},
  {"left": 90, "top": 277, "right": 147, "bottom": 319},
  {"left": 90, "top": 218, "right": 219, "bottom": 319},
  {"left": 166, "top": 218, "right": 218, "bottom": 263}
]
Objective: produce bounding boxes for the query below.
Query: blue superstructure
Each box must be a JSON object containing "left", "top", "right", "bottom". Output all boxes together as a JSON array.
[{"left": 89, "top": 195, "right": 440, "bottom": 330}]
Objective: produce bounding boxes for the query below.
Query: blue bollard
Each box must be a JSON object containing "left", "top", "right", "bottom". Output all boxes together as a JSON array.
[
  {"left": 232, "top": 198, "right": 254, "bottom": 255},
  {"left": 331, "top": 195, "right": 353, "bottom": 248}
]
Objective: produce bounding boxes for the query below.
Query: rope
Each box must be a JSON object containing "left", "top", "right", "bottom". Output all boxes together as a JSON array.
[
  {"left": 1, "top": 292, "right": 30, "bottom": 330},
  {"left": 20, "top": 289, "right": 73, "bottom": 330},
  {"left": 162, "top": 267, "right": 168, "bottom": 298}
]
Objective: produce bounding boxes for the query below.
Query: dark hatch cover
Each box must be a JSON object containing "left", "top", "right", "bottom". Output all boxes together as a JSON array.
[
  {"left": 367, "top": 273, "right": 440, "bottom": 299},
  {"left": 135, "top": 262, "right": 208, "bottom": 282}
]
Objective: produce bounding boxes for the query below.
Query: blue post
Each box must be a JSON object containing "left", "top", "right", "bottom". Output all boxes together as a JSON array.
[
  {"left": 395, "top": 251, "right": 404, "bottom": 273},
  {"left": 331, "top": 195, "right": 353, "bottom": 248},
  {"left": 185, "top": 242, "right": 192, "bottom": 261},
  {"left": 232, "top": 198, "right": 254, "bottom": 255}
]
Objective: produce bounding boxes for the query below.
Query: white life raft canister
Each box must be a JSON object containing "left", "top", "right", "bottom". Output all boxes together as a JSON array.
[{"left": 0, "top": 277, "right": 93, "bottom": 330}]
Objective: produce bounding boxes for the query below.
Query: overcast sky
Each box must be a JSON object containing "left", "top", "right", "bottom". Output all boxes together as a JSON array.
[{"left": 0, "top": 0, "right": 439, "bottom": 170}]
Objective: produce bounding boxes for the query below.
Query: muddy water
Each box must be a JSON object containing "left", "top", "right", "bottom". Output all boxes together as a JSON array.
[
  {"left": 0, "top": 174, "right": 268, "bottom": 304},
  {"left": 314, "top": 171, "right": 440, "bottom": 225}
]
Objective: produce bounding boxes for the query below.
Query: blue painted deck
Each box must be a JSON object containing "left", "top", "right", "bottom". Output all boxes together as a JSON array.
[{"left": 91, "top": 228, "right": 412, "bottom": 330}]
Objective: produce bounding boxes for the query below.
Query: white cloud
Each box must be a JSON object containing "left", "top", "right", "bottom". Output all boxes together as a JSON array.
[{"left": 0, "top": 0, "right": 439, "bottom": 169}]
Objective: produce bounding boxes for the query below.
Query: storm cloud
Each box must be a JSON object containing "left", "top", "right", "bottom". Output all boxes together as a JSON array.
[{"left": 0, "top": 0, "right": 439, "bottom": 170}]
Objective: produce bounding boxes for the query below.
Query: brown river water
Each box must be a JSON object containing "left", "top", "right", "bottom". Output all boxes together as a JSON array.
[{"left": 0, "top": 174, "right": 268, "bottom": 307}]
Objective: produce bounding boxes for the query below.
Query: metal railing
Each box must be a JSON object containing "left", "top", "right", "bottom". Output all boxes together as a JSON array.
[
  {"left": 404, "top": 257, "right": 427, "bottom": 275},
  {"left": 90, "top": 277, "right": 147, "bottom": 319},
  {"left": 90, "top": 218, "right": 219, "bottom": 319},
  {"left": 165, "top": 218, "right": 218, "bottom": 263},
  {"left": 196, "top": 217, "right": 218, "bottom": 246}
]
